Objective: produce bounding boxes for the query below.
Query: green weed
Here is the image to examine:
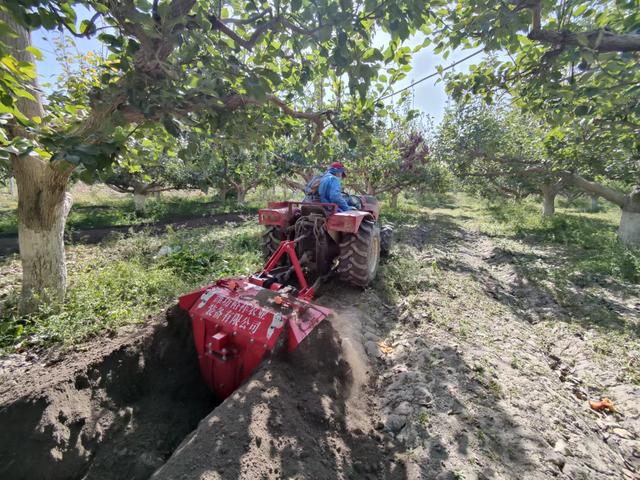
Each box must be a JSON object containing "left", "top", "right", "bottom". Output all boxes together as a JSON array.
[
  {"left": 0, "top": 222, "right": 263, "bottom": 353},
  {"left": 480, "top": 198, "right": 640, "bottom": 283},
  {"left": 0, "top": 194, "right": 258, "bottom": 235}
]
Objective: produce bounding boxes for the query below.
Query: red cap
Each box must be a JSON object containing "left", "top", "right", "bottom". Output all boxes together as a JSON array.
[{"left": 330, "top": 162, "right": 346, "bottom": 177}]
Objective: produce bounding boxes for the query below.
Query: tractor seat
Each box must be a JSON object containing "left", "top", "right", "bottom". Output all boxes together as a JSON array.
[{"left": 300, "top": 204, "right": 330, "bottom": 217}]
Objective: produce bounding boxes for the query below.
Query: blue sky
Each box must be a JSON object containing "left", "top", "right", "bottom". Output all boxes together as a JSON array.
[{"left": 31, "top": 12, "right": 479, "bottom": 124}]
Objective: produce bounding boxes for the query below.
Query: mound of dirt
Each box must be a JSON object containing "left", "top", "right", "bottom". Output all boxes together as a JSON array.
[
  {"left": 1, "top": 300, "right": 404, "bottom": 480},
  {"left": 153, "top": 315, "right": 406, "bottom": 480},
  {"left": 0, "top": 310, "right": 215, "bottom": 480}
]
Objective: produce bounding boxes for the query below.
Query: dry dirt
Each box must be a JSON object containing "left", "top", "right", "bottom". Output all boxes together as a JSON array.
[
  {"left": 153, "top": 310, "right": 405, "bottom": 480},
  {"left": 0, "top": 212, "right": 248, "bottom": 256},
  {"left": 1, "top": 209, "right": 638, "bottom": 480},
  {"left": 0, "top": 311, "right": 215, "bottom": 480}
]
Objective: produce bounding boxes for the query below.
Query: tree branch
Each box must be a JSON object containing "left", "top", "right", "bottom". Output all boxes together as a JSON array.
[
  {"left": 511, "top": 0, "right": 640, "bottom": 52},
  {"left": 220, "top": 94, "right": 330, "bottom": 141},
  {"left": 106, "top": 183, "right": 133, "bottom": 194},
  {"left": 208, "top": 13, "right": 325, "bottom": 51},
  {"left": 208, "top": 14, "right": 279, "bottom": 50},
  {"left": 528, "top": 28, "right": 640, "bottom": 53},
  {"left": 561, "top": 172, "right": 629, "bottom": 207},
  {"left": 220, "top": 9, "right": 272, "bottom": 25},
  {"left": 283, "top": 177, "right": 306, "bottom": 190}
]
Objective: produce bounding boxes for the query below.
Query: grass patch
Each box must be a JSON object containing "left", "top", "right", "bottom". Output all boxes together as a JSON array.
[
  {"left": 0, "top": 222, "right": 262, "bottom": 353},
  {"left": 472, "top": 197, "right": 640, "bottom": 283}
]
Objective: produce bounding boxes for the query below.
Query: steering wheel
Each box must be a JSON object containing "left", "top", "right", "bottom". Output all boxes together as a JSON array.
[{"left": 343, "top": 193, "right": 362, "bottom": 210}]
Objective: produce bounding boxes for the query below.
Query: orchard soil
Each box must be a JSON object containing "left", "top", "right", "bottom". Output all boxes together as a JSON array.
[{"left": 1, "top": 203, "right": 639, "bottom": 479}]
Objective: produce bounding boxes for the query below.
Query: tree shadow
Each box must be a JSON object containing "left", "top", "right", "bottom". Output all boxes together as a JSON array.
[
  {"left": 414, "top": 205, "right": 639, "bottom": 338},
  {"left": 476, "top": 244, "right": 640, "bottom": 337},
  {"left": 412, "top": 345, "right": 542, "bottom": 478}
]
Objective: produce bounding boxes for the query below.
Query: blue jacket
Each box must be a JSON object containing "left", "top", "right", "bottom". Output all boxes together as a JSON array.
[{"left": 319, "top": 172, "right": 350, "bottom": 212}]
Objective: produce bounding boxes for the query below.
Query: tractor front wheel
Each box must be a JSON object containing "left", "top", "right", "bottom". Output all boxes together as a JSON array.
[{"left": 338, "top": 220, "right": 380, "bottom": 287}]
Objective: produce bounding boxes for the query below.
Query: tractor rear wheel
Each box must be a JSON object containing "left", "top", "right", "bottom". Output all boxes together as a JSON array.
[
  {"left": 262, "top": 226, "right": 285, "bottom": 260},
  {"left": 338, "top": 220, "right": 380, "bottom": 287}
]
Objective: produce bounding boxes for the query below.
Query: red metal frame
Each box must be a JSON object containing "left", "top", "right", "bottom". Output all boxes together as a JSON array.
[
  {"left": 258, "top": 240, "right": 316, "bottom": 301},
  {"left": 259, "top": 200, "right": 378, "bottom": 234},
  {"left": 178, "top": 234, "right": 331, "bottom": 400}
]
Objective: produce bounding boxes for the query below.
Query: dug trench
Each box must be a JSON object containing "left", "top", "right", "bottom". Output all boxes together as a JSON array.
[
  {"left": 0, "top": 303, "right": 404, "bottom": 479},
  {"left": 0, "top": 308, "right": 215, "bottom": 480}
]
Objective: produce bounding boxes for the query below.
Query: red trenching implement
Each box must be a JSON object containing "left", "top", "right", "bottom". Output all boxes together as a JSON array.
[{"left": 178, "top": 240, "right": 331, "bottom": 400}]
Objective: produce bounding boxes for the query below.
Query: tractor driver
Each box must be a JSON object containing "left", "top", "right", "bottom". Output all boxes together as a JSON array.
[
  {"left": 318, "top": 162, "right": 354, "bottom": 212},
  {"left": 303, "top": 162, "right": 357, "bottom": 211}
]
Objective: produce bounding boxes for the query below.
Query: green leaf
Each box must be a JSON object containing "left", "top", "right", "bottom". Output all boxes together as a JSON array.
[
  {"left": 26, "top": 46, "right": 43, "bottom": 60},
  {"left": 80, "top": 19, "right": 97, "bottom": 36}
]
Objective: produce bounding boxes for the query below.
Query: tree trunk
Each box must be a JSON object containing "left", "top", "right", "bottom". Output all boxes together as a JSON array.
[
  {"left": 132, "top": 181, "right": 150, "bottom": 214},
  {"left": 154, "top": 191, "right": 161, "bottom": 200},
  {"left": 8, "top": 177, "right": 16, "bottom": 196},
  {"left": 3, "top": 12, "right": 74, "bottom": 312},
  {"left": 133, "top": 191, "right": 148, "bottom": 213},
  {"left": 14, "top": 157, "right": 72, "bottom": 312},
  {"left": 390, "top": 191, "right": 399, "bottom": 209},
  {"left": 564, "top": 173, "right": 640, "bottom": 247},
  {"left": 590, "top": 195, "right": 598, "bottom": 211},
  {"left": 236, "top": 184, "right": 246, "bottom": 204},
  {"left": 618, "top": 209, "right": 640, "bottom": 247},
  {"left": 618, "top": 190, "right": 640, "bottom": 248},
  {"left": 541, "top": 183, "right": 557, "bottom": 217},
  {"left": 366, "top": 180, "right": 375, "bottom": 195}
]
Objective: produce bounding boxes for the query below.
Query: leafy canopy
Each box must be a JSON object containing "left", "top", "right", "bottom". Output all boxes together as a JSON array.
[{"left": 0, "top": 0, "right": 430, "bottom": 173}]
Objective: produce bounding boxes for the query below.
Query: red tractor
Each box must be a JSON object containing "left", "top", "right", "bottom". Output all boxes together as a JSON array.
[
  {"left": 178, "top": 197, "right": 392, "bottom": 399},
  {"left": 259, "top": 196, "right": 392, "bottom": 288}
]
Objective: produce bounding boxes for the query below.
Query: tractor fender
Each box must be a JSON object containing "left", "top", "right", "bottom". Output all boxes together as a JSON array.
[
  {"left": 259, "top": 207, "right": 293, "bottom": 228},
  {"left": 326, "top": 211, "right": 373, "bottom": 234}
]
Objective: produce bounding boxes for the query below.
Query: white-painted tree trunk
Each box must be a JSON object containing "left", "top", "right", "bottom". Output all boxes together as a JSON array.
[
  {"left": 390, "top": 191, "right": 399, "bottom": 209},
  {"left": 618, "top": 205, "right": 640, "bottom": 248},
  {"left": 565, "top": 174, "right": 640, "bottom": 248},
  {"left": 18, "top": 192, "right": 72, "bottom": 310},
  {"left": 541, "top": 184, "right": 556, "bottom": 217},
  {"left": 4, "top": 12, "right": 75, "bottom": 312},
  {"left": 236, "top": 186, "right": 246, "bottom": 204},
  {"left": 134, "top": 192, "right": 148, "bottom": 213},
  {"left": 590, "top": 195, "right": 598, "bottom": 211},
  {"left": 8, "top": 177, "right": 16, "bottom": 196}
]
